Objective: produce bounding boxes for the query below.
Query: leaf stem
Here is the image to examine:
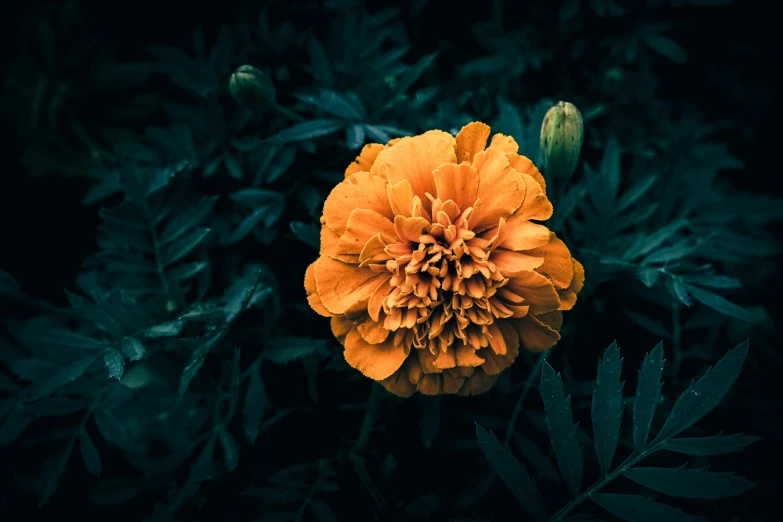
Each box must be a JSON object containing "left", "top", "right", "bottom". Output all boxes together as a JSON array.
[
  {"left": 505, "top": 351, "right": 550, "bottom": 445},
  {"left": 546, "top": 442, "right": 663, "bottom": 521}
]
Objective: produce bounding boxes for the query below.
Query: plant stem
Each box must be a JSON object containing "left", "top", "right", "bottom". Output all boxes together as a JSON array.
[
  {"left": 547, "top": 442, "right": 663, "bottom": 521},
  {"left": 356, "top": 382, "right": 383, "bottom": 452},
  {"left": 505, "top": 351, "right": 550, "bottom": 445}
]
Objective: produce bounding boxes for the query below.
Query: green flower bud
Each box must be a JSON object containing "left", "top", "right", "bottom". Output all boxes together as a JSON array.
[
  {"left": 229, "top": 65, "right": 276, "bottom": 112},
  {"left": 540, "top": 101, "right": 584, "bottom": 179}
]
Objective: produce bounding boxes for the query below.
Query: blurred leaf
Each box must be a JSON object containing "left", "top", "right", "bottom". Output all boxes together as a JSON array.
[
  {"left": 645, "top": 35, "right": 688, "bottom": 63},
  {"left": 243, "top": 366, "right": 267, "bottom": 443},
  {"left": 686, "top": 285, "right": 754, "bottom": 322},
  {"left": 264, "top": 120, "right": 345, "bottom": 144},
  {"left": 265, "top": 337, "right": 328, "bottom": 365},
  {"left": 22, "top": 354, "right": 102, "bottom": 403},
  {"left": 633, "top": 342, "right": 665, "bottom": 451},
  {"left": 624, "top": 466, "right": 755, "bottom": 498},
  {"left": 219, "top": 427, "right": 239, "bottom": 471},
  {"left": 663, "top": 433, "right": 760, "bottom": 455},
  {"left": 103, "top": 349, "right": 125, "bottom": 380},
  {"left": 475, "top": 424, "right": 543, "bottom": 521},
  {"left": 78, "top": 431, "right": 102, "bottom": 478},
  {"left": 592, "top": 493, "right": 704, "bottom": 522}
]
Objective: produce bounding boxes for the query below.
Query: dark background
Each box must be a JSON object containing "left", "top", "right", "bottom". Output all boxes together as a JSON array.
[{"left": 1, "top": 1, "right": 780, "bottom": 521}]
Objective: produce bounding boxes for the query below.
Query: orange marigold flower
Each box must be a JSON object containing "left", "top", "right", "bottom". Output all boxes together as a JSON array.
[{"left": 304, "top": 122, "right": 585, "bottom": 397}]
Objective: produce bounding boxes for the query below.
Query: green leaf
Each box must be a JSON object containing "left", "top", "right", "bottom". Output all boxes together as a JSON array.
[
  {"left": 289, "top": 221, "right": 320, "bottom": 249},
  {"left": 663, "top": 433, "right": 760, "bottom": 455},
  {"left": 160, "top": 196, "right": 218, "bottom": 245},
  {"left": 296, "top": 90, "right": 364, "bottom": 120},
  {"left": 666, "top": 277, "right": 692, "bottom": 307},
  {"left": 179, "top": 334, "right": 221, "bottom": 397},
  {"left": 644, "top": 239, "right": 698, "bottom": 264},
  {"left": 637, "top": 268, "right": 660, "bottom": 288},
  {"left": 243, "top": 366, "right": 267, "bottom": 443},
  {"left": 654, "top": 340, "right": 748, "bottom": 442},
  {"left": 592, "top": 341, "right": 624, "bottom": 476},
  {"left": 219, "top": 427, "right": 239, "bottom": 471},
  {"left": 0, "top": 411, "right": 32, "bottom": 445},
  {"left": 600, "top": 135, "right": 621, "bottom": 204},
  {"left": 310, "top": 498, "right": 338, "bottom": 522},
  {"left": 265, "top": 119, "right": 345, "bottom": 145},
  {"left": 686, "top": 285, "right": 754, "bottom": 322},
  {"left": 681, "top": 275, "right": 741, "bottom": 289},
  {"left": 623, "top": 466, "right": 755, "bottom": 498},
  {"left": 36, "top": 444, "right": 73, "bottom": 503},
  {"left": 346, "top": 124, "right": 365, "bottom": 149},
  {"left": 616, "top": 175, "right": 657, "bottom": 214},
  {"left": 384, "top": 53, "right": 438, "bottom": 108},
  {"left": 120, "top": 338, "right": 146, "bottom": 361},
  {"left": 475, "top": 423, "right": 543, "bottom": 521},
  {"left": 190, "top": 434, "right": 217, "bottom": 483},
  {"left": 265, "top": 337, "right": 328, "bottom": 365},
  {"left": 22, "top": 354, "right": 102, "bottom": 403},
  {"left": 223, "top": 149, "right": 243, "bottom": 180},
  {"left": 21, "top": 327, "right": 107, "bottom": 350},
  {"left": 633, "top": 342, "right": 665, "bottom": 451},
  {"left": 94, "top": 407, "right": 136, "bottom": 451},
  {"left": 645, "top": 35, "right": 688, "bottom": 63},
  {"left": 160, "top": 228, "right": 211, "bottom": 265},
  {"left": 592, "top": 493, "right": 704, "bottom": 522},
  {"left": 623, "top": 220, "right": 686, "bottom": 260},
  {"left": 224, "top": 270, "right": 270, "bottom": 322},
  {"left": 169, "top": 261, "right": 209, "bottom": 282},
  {"left": 78, "top": 431, "right": 102, "bottom": 478},
  {"left": 104, "top": 349, "right": 125, "bottom": 380},
  {"left": 540, "top": 362, "right": 583, "bottom": 495}
]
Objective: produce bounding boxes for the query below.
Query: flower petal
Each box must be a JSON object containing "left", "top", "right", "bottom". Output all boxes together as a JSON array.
[
  {"left": 455, "top": 344, "right": 485, "bottom": 367},
  {"left": 457, "top": 368, "right": 499, "bottom": 396},
  {"left": 433, "top": 162, "right": 479, "bottom": 212},
  {"left": 313, "top": 256, "right": 391, "bottom": 315},
  {"left": 331, "top": 315, "right": 354, "bottom": 344},
  {"left": 507, "top": 153, "right": 547, "bottom": 194},
  {"left": 371, "top": 130, "right": 457, "bottom": 205},
  {"left": 488, "top": 133, "right": 519, "bottom": 154},
  {"left": 512, "top": 171, "right": 552, "bottom": 221},
  {"left": 491, "top": 249, "right": 545, "bottom": 274},
  {"left": 478, "top": 323, "right": 520, "bottom": 375},
  {"left": 358, "top": 318, "right": 390, "bottom": 344},
  {"left": 387, "top": 179, "right": 414, "bottom": 217},
  {"left": 489, "top": 214, "right": 551, "bottom": 251},
  {"left": 455, "top": 122, "right": 490, "bottom": 163},
  {"left": 345, "top": 143, "right": 385, "bottom": 178},
  {"left": 379, "top": 365, "right": 416, "bottom": 397},
  {"left": 529, "top": 233, "right": 574, "bottom": 289},
  {"left": 472, "top": 148, "right": 526, "bottom": 231},
  {"left": 321, "top": 225, "right": 358, "bottom": 263},
  {"left": 343, "top": 328, "right": 408, "bottom": 380},
  {"left": 305, "top": 263, "right": 332, "bottom": 317},
  {"left": 322, "top": 171, "right": 394, "bottom": 236},
  {"left": 505, "top": 270, "right": 562, "bottom": 315},
  {"left": 336, "top": 209, "right": 399, "bottom": 256},
  {"left": 513, "top": 313, "right": 561, "bottom": 353}
]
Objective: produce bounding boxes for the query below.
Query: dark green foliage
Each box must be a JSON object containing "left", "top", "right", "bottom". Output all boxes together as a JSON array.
[{"left": 0, "top": 0, "right": 776, "bottom": 520}]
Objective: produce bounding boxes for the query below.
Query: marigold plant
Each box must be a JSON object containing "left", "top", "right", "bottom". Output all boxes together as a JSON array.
[{"left": 305, "top": 122, "right": 584, "bottom": 396}]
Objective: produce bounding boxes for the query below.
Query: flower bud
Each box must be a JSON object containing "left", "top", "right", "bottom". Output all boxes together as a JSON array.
[
  {"left": 540, "top": 101, "right": 584, "bottom": 179},
  {"left": 229, "top": 65, "right": 276, "bottom": 112}
]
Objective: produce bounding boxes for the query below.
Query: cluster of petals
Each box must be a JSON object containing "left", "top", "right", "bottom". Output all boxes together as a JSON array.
[{"left": 305, "top": 122, "right": 584, "bottom": 397}]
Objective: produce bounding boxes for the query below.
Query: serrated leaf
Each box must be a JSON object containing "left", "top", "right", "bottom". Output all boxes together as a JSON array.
[
  {"left": 89, "top": 478, "right": 144, "bottom": 505},
  {"left": 78, "top": 431, "right": 102, "bottom": 477},
  {"left": 633, "top": 342, "right": 665, "bottom": 451},
  {"left": 682, "top": 275, "right": 741, "bottom": 289},
  {"left": 686, "top": 285, "right": 754, "bottom": 322},
  {"left": 663, "top": 433, "right": 760, "bottom": 455},
  {"left": 384, "top": 53, "right": 438, "bottom": 109},
  {"left": 144, "top": 321, "right": 184, "bottom": 338},
  {"left": 219, "top": 427, "right": 239, "bottom": 471},
  {"left": 637, "top": 267, "right": 660, "bottom": 288},
  {"left": 224, "top": 270, "right": 269, "bottom": 323},
  {"left": 592, "top": 493, "right": 704, "bottom": 522},
  {"left": 592, "top": 341, "right": 624, "bottom": 476},
  {"left": 265, "top": 337, "right": 328, "bottom": 365},
  {"left": 666, "top": 277, "right": 692, "bottom": 307},
  {"left": 475, "top": 424, "right": 543, "bottom": 521},
  {"left": 644, "top": 239, "right": 697, "bottom": 264},
  {"left": 169, "top": 261, "right": 209, "bottom": 281},
  {"left": 94, "top": 408, "right": 136, "bottom": 451},
  {"left": 540, "top": 362, "right": 583, "bottom": 495},
  {"left": 264, "top": 119, "right": 345, "bottom": 145},
  {"left": 623, "top": 220, "right": 686, "bottom": 260},
  {"left": 289, "top": 221, "right": 320, "bottom": 249},
  {"left": 160, "top": 196, "right": 217, "bottom": 245},
  {"left": 243, "top": 366, "right": 267, "bottom": 443},
  {"left": 160, "top": 228, "right": 210, "bottom": 265},
  {"left": 623, "top": 466, "right": 755, "bottom": 498},
  {"left": 36, "top": 444, "right": 73, "bottom": 503},
  {"left": 22, "top": 354, "right": 102, "bottom": 403},
  {"left": 104, "top": 349, "right": 125, "bottom": 380},
  {"left": 645, "top": 35, "right": 688, "bottom": 63},
  {"left": 21, "top": 327, "right": 107, "bottom": 350},
  {"left": 179, "top": 334, "right": 221, "bottom": 397},
  {"left": 654, "top": 340, "right": 748, "bottom": 442}
]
